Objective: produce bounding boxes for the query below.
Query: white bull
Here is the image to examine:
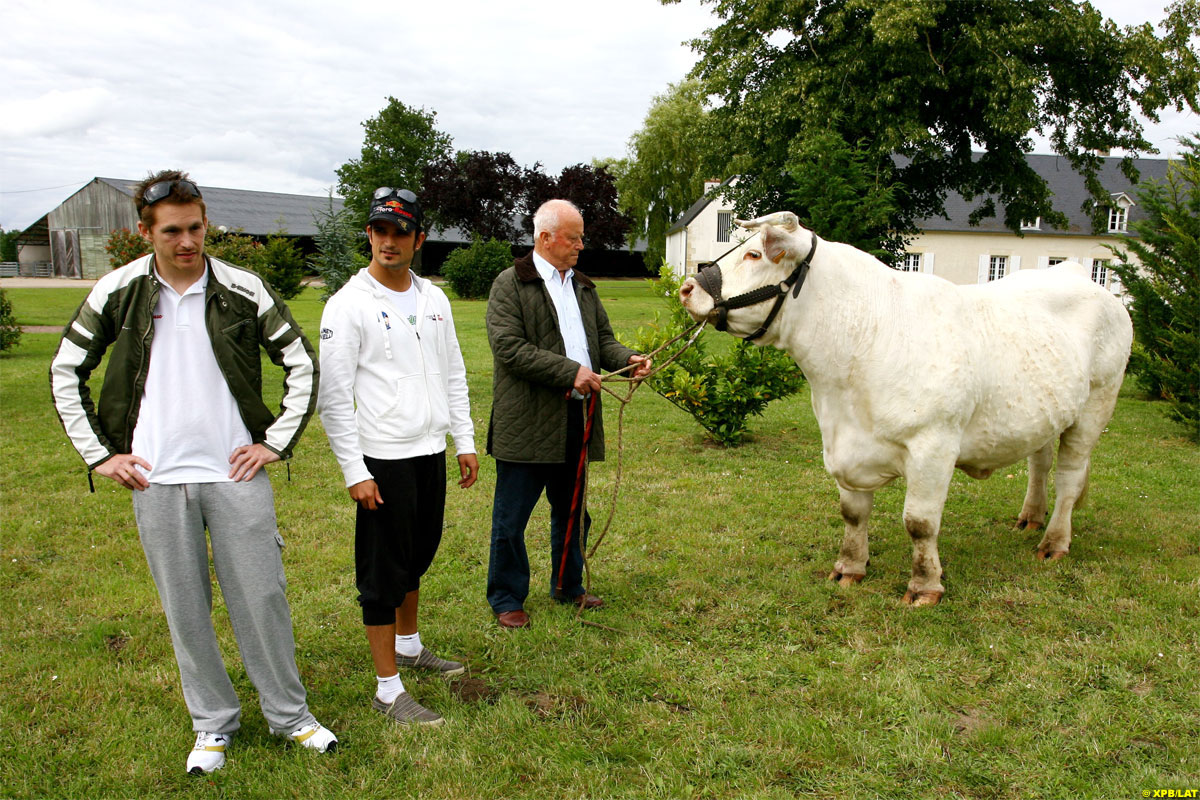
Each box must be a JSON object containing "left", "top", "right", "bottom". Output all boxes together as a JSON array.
[{"left": 679, "top": 212, "right": 1132, "bottom": 605}]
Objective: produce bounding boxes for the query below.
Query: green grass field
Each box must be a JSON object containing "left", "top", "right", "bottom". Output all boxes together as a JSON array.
[{"left": 2, "top": 283, "right": 1197, "bottom": 799}]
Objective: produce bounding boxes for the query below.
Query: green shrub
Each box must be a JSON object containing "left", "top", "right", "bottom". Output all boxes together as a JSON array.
[
  {"left": 441, "top": 238, "right": 513, "bottom": 300},
  {"left": 0, "top": 289, "right": 21, "bottom": 352},
  {"left": 258, "top": 235, "right": 307, "bottom": 300},
  {"left": 104, "top": 228, "right": 151, "bottom": 268},
  {"left": 630, "top": 264, "right": 805, "bottom": 446}
]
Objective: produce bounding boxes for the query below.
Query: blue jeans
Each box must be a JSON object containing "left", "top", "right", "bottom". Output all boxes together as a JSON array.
[{"left": 487, "top": 402, "right": 591, "bottom": 613}]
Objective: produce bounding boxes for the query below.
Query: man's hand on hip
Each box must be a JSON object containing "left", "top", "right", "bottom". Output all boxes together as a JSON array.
[
  {"left": 228, "top": 443, "right": 279, "bottom": 482},
  {"left": 94, "top": 453, "right": 152, "bottom": 491}
]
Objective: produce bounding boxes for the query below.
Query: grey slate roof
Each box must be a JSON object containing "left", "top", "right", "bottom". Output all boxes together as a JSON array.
[
  {"left": 917, "top": 154, "right": 1171, "bottom": 235},
  {"left": 670, "top": 156, "right": 1172, "bottom": 236},
  {"left": 96, "top": 177, "right": 345, "bottom": 237}
]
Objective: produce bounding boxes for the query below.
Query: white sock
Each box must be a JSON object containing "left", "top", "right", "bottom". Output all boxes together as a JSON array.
[
  {"left": 395, "top": 632, "right": 422, "bottom": 657},
  {"left": 376, "top": 674, "right": 405, "bottom": 704}
]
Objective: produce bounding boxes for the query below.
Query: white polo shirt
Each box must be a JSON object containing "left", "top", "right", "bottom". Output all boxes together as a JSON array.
[
  {"left": 533, "top": 252, "right": 593, "bottom": 394},
  {"left": 130, "top": 269, "right": 252, "bottom": 484}
]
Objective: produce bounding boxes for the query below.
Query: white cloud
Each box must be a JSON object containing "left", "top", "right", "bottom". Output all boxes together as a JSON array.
[{"left": 0, "top": 87, "right": 115, "bottom": 139}]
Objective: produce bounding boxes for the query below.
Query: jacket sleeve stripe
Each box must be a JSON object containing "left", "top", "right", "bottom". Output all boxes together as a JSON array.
[
  {"left": 262, "top": 334, "right": 316, "bottom": 455},
  {"left": 70, "top": 320, "right": 94, "bottom": 341},
  {"left": 267, "top": 322, "right": 292, "bottom": 343},
  {"left": 50, "top": 338, "right": 111, "bottom": 466}
]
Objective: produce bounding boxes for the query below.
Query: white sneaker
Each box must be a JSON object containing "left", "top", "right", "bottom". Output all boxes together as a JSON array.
[
  {"left": 186, "top": 731, "right": 231, "bottom": 775},
  {"left": 280, "top": 722, "right": 338, "bottom": 753}
]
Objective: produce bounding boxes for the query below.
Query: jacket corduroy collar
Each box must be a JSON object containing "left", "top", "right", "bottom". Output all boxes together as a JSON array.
[{"left": 514, "top": 250, "right": 596, "bottom": 289}]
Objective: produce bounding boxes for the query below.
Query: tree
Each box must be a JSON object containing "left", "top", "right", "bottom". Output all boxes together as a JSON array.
[
  {"left": 335, "top": 97, "right": 453, "bottom": 223},
  {"left": 522, "top": 163, "right": 631, "bottom": 250},
  {"left": 671, "top": 0, "right": 1200, "bottom": 237},
  {"left": 784, "top": 129, "right": 904, "bottom": 264},
  {"left": 309, "top": 194, "right": 368, "bottom": 300},
  {"left": 422, "top": 151, "right": 527, "bottom": 242},
  {"left": 1110, "top": 135, "right": 1200, "bottom": 441},
  {"left": 613, "top": 79, "right": 711, "bottom": 268}
]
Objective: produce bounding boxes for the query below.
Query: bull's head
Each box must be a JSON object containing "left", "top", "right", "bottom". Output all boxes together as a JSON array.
[{"left": 679, "top": 211, "right": 817, "bottom": 341}]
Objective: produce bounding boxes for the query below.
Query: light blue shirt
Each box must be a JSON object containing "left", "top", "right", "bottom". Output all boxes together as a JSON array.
[{"left": 533, "top": 252, "right": 592, "bottom": 397}]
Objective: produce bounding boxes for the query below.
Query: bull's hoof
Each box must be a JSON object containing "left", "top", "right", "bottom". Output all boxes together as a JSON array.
[
  {"left": 1037, "top": 548, "right": 1068, "bottom": 562},
  {"left": 1017, "top": 518, "right": 1043, "bottom": 531},
  {"left": 902, "top": 590, "right": 944, "bottom": 607},
  {"left": 827, "top": 570, "right": 865, "bottom": 587}
]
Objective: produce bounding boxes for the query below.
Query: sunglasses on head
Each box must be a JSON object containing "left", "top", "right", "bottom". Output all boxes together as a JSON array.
[
  {"left": 373, "top": 187, "right": 418, "bottom": 203},
  {"left": 143, "top": 179, "right": 202, "bottom": 207}
]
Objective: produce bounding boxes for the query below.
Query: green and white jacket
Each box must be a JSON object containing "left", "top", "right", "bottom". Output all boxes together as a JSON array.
[{"left": 50, "top": 254, "right": 318, "bottom": 470}]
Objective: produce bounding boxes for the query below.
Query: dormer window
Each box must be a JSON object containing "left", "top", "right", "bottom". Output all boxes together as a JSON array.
[
  {"left": 1020, "top": 217, "right": 1041, "bottom": 231},
  {"left": 1107, "top": 193, "right": 1134, "bottom": 233}
]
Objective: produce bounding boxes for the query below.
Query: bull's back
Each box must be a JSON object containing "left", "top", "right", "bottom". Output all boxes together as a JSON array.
[{"left": 953, "top": 266, "right": 1131, "bottom": 469}]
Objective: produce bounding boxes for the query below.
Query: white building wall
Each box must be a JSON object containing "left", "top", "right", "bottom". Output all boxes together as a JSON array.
[{"left": 905, "top": 230, "right": 1135, "bottom": 294}]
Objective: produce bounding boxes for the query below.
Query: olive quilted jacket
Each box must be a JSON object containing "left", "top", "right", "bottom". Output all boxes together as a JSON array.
[{"left": 485, "top": 252, "right": 636, "bottom": 463}]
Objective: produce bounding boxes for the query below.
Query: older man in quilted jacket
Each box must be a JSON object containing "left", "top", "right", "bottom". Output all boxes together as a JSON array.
[{"left": 484, "top": 199, "right": 651, "bottom": 628}]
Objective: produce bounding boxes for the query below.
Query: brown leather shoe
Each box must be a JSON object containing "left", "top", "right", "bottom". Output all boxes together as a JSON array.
[
  {"left": 553, "top": 591, "right": 603, "bottom": 609},
  {"left": 495, "top": 609, "right": 531, "bottom": 629}
]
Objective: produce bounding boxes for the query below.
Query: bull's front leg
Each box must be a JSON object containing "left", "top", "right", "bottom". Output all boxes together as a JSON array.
[
  {"left": 829, "top": 488, "right": 873, "bottom": 586},
  {"left": 901, "top": 452, "right": 955, "bottom": 606}
]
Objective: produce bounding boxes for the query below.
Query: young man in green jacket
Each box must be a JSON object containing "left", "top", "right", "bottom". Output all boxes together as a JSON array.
[{"left": 50, "top": 170, "right": 336, "bottom": 774}]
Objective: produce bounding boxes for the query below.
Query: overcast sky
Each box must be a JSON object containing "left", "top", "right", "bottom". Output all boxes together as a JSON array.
[{"left": 1, "top": 0, "right": 1195, "bottom": 232}]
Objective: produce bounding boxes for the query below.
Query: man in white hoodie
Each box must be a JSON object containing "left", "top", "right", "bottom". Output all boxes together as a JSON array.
[{"left": 317, "top": 188, "right": 478, "bottom": 726}]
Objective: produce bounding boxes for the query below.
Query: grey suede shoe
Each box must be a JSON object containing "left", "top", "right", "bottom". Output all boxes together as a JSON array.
[
  {"left": 395, "top": 647, "right": 465, "bottom": 677},
  {"left": 372, "top": 692, "right": 445, "bottom": 726}
]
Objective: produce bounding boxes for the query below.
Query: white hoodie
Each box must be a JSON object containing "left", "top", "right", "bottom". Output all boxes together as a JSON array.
[{"left": 317, "top": 268, "right": 475, "bottom": 488}]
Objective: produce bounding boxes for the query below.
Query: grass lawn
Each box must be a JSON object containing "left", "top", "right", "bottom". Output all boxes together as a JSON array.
[{"left": 2, "top": 282, "right": 1197, "bottom": 799}]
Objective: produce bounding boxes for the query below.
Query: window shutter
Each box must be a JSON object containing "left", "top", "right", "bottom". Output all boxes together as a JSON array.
[
  {"left": 1037, "top": 256, "right": 1049, "bottom": 270},
  {"left": 1010, "top": 255, "right": 1022, "bottom": 275},
  {"left": 924, "top": 253, "right": 935, "bottom": 274},
  {"left": 978, "top": 254, "right": 990, "bottom": 284}
]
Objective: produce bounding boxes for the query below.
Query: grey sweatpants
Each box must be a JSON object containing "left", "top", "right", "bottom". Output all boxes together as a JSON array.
[{"left": 131, "top": 472, "right": 316, "bottom": 735}]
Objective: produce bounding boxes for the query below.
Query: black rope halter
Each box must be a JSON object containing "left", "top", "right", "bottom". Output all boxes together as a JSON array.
[{"left": 692, "top": 232, "right": 818, "bottom": 341}]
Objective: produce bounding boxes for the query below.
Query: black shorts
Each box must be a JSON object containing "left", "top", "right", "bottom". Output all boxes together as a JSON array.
[{"left": 356, "top": 452, "right": 447, "bottom": 623}]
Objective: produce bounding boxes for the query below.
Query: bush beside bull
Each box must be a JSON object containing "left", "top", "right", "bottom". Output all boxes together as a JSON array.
[{"left": 679, "top": 211, "right": 1132, "bottom": 606}]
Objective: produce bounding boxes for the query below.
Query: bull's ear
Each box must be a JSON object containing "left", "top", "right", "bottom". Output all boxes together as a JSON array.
[
  {"left": 736, "top": 211, "right": 800, "bottom": 232},
  {"left": 761, "top": 224, "right": 801, "bottom": 264}
]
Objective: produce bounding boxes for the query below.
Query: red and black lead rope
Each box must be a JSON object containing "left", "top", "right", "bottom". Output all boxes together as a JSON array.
[{"left": 556, "top": 389, "right": 598, "bottom": 595}]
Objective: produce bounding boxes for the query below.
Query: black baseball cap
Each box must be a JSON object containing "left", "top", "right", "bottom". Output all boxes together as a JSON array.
[{"left": 367, "top": 187, "right": 422, "bottom": 234}]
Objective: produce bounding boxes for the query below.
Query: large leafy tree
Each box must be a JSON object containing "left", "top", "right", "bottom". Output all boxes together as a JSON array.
[
  {"left": 421, "top": 151, "right": 527, "bottom": 242},
  {"left": 1110, "top": 135, "right": 1200, "bottom": 441},
  {"left": 335, "top": 97, "right": 453, "bottom": 223},
  {"left": 613, "top": 79, "right": 712, "bottom": 267},
  {"left": 670, "top": 0, "right": 1200, "bottom": 236},
  {"left": 522, "top": 163, "right": 631, "bottom": 250}
]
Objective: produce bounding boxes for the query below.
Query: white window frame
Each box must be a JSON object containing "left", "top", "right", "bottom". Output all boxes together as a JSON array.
[
  {"left": 1107, "top": 193, "right": 1134, "bottom": 233},
  {"left": 900, "top": 252, "right": 922, "bottom": 272},
  {"left": 1091, "top": 258, "right": 1110, "bottom": 286},
  {"left": 1020, "top": 217, "right": 1041, "bottom": 231},
  {"left": 716, "top": 211, "right": 734, "bottom": 243},
  {"left": 989, "top": 255, "right": 1007, "bottom": 281}
]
